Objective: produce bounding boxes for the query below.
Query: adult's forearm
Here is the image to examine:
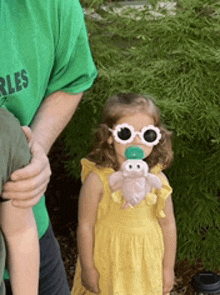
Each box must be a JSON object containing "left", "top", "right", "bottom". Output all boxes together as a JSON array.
[{"left": 31, "top": 91, "right": 83, "bottom": 155}]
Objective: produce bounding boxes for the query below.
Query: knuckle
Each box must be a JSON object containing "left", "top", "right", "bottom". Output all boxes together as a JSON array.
[
  {"left": 35, "top": 164, "right": 42, "bottom": 175},
  {"left": 46, "top": 167, "right": 52, "bottom": 178},
  {"left": 37, "top": 185, "right": 44, "bottom": 195},
  {"left": 48, "top": 167, "right": 52, "bottom": 176},
  {"left": 36, "top": 195, "right": 42, "bottom": 204},
  {"left": 42, "top": 187, "right": 47, "bottom": 195},
  {"left": 44, "top": 159, "right": 51, "bottom": 173},
  {"left": 29, "top": 195, "right": 41, "bottom": 206},
  {"left": 33, "top": 186, "right": 43, "bottom": 198},
  {"left": 29, "top": 190, "right": 36, "bottom": 199},
  {"left": 14, "top": 201, "right": 29, "bottom": 208},
  {"left": 44, "top": 155, "right": 50, "bottom": 165},
  {"left": 31, "top": 179, "right": 38, "bottom": 191}
]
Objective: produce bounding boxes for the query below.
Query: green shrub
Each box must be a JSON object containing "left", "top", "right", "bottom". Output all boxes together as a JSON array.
[
  {"left": 80, "top": 0, "right": 106, "bottom": 9},
  {"left": 64, "top": 0, "right": 220, "bottom": 270}
]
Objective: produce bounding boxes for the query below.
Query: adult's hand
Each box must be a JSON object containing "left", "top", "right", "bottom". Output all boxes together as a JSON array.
[{"left": 2, "top": 126, "right": 51, "bottom": 208}]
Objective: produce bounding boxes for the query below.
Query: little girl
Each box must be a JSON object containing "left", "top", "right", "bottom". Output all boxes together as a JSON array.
[{"left": 72, "top": 93, "right": 177, "bottom": 295}]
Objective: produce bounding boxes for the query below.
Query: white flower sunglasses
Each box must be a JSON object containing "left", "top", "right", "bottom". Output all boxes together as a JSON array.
[{"left": 109, "top": 123, "right": 161, "bottom": 147}]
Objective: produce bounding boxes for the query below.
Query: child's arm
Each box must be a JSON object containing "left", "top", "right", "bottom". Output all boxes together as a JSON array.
[
  {"left": 158, "top": 173, "right": 177, "bottom": 295},
  {"left": 77, "top": 171, "right": 103, "bottom": 294},
  {"left": 0, "top": 201, "right": 39, "bottom": 295}
]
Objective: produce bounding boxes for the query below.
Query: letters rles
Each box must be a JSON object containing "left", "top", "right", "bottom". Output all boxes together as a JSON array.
[{"left": 0, "top": 69, "right": 29, "bottom": 97}]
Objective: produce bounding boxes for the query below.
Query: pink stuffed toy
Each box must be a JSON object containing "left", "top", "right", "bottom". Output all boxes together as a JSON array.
[{"left": 109, "top": 146, "right": 162, "bottom": 209}]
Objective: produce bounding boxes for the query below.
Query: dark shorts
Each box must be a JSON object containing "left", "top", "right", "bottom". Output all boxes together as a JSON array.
[{"left": 4, "top": 223, "right": 70, "bottom": 295}]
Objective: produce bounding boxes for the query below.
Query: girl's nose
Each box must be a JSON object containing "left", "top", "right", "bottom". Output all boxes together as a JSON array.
[{"left": 132, "top": 133, "right": 142, "bottom": 145}]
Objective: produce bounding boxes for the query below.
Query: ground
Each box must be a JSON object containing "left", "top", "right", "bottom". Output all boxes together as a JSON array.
[{"left": 46, "top": 135, "right": 209, "bottom": 294}]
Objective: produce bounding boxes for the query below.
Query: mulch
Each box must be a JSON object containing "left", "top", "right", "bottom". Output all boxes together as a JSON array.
[{"left": 46, "top": 135, "right": 215, "bottom": 294}]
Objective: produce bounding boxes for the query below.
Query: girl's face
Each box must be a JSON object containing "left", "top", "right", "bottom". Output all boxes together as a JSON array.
[{"left": 108, "top": 112, "right": 155, "bottom": 167}]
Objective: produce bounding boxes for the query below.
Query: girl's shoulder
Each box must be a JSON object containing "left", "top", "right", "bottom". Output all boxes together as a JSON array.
[
  {"left": 80, "top": 159, "right": 109, "bottom": 203},
  {"left": 81, "top": 170, "right": 104, "bottom": 198}
]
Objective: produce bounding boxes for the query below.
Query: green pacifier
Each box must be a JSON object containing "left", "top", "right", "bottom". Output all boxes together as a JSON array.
[{"left": 125, "top": 146, "right": 145, "bottom": 160}]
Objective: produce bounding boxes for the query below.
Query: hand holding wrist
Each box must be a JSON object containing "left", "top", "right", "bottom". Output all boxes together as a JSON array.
[{"left": 2, "top": 126, "right": 51, "bottom": 208}]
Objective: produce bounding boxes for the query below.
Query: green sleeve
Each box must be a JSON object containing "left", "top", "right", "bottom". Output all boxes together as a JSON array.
[{"left": 45, "top": 0, "right": 97, "bottom": 96}]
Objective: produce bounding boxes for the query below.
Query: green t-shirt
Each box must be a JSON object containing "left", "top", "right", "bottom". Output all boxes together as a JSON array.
[
  {"left": 0, "top": 108, "right": 32, "bottom": 280},
  {"left": 0, "top": 0, "right": 97, "bottom": 240},
  {"left": 0, "top": 0, "right": 97, "bottom": 125}
]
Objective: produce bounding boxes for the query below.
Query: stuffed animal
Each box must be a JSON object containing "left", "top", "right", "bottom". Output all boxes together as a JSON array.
[{"left": 109, "top": 146, "right": 162, "bottom": 209}]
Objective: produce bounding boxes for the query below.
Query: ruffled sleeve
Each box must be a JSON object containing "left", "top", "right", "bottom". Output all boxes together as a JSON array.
[
  {"left": 81, "top": 158, "right": 113, "bottom": 183},
  {"left": 151, "top": 164, "right": 173, "bottom": 219},
  {"left": 81, "top": 158, "right": 98, "bottom": 183}
]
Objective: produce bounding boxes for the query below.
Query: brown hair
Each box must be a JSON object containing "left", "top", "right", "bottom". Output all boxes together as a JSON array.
[{"left": 86, "top": 93, "right": 173, "bottom": 171}]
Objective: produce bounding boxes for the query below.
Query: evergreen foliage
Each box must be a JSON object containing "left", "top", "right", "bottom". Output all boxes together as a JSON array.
[{"left": 64, "top": 0, "right": 220, "bottom": 270}]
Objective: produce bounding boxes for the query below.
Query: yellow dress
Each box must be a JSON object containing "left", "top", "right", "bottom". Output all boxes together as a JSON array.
[{"left": 72, "top": 159, "right": 172, "bottom": 295}]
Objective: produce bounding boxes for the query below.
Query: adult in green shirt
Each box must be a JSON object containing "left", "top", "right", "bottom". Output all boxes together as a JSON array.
[{"left": 0, "top": 0, "right": 97, "bottom": 294}]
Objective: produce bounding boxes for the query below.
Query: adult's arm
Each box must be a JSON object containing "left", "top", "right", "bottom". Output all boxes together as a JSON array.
[
  {"left": 31, "top": 91, "right": 83, "bottom": 155},
  {"left": 2, "top": 91, "right": 83, "bottom": 208}
]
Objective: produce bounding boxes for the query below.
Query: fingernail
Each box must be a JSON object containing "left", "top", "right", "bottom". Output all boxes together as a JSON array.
[{"left": 11, "top": 174, "right": 17, "bottom": 181}]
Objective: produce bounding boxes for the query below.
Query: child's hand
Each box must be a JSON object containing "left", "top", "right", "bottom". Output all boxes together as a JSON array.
[
  {"left": 81, "top": 266, "right": 100, "bottom": 294},
  {"left": 163, "top": 268, "right": 175, "bottom": 295}
]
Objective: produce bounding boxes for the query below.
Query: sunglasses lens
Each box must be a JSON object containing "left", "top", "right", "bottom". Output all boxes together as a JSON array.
[
  {"left": 117, "top": 127, "right": 132, "bottom": 141},
  {"left": 143, "top": 129, "right": 157, "bottom": 143}
]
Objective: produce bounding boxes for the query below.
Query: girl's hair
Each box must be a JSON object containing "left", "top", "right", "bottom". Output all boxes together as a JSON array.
[{"left": 86, "top": 93, "right": 173, "bottom": 171}]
